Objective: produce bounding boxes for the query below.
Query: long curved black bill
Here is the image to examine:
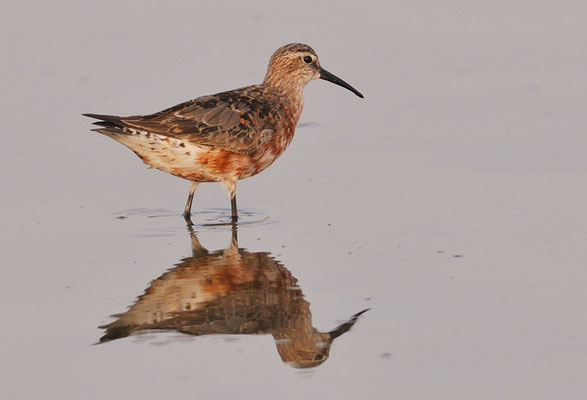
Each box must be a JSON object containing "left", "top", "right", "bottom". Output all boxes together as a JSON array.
[
  {"left": 328, "top": 308, "right": 370, "bottom": 341},
  {"left": 319, "top": 68, "right": 364, "bottom": 98}
]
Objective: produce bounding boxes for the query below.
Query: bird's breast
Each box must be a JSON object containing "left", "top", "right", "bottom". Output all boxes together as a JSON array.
[{"left": 243, "top": 108, "right": 299, "bottom": 179}]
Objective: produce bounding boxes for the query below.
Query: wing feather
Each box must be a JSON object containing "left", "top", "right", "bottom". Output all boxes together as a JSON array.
[{"left": 89, "top": 86, "right": 283, "bottom": 156}]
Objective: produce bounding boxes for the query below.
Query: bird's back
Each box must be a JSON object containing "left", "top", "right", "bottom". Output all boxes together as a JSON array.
[{"left": 85, "top": 84, "right": 301, "bottom": 182}]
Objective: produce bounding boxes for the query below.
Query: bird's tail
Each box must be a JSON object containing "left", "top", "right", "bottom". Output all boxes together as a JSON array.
[{"left": 82, "top": 113, "right": 132, "bottom": 137}]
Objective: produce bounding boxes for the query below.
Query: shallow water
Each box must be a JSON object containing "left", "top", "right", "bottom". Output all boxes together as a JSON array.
[{"left": 2, "top": 1, "right": 587, "bottom": 399}]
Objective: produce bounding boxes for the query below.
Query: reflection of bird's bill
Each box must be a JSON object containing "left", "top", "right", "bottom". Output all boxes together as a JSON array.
[
  {"left": 328, "top": 308, "right": 370, "bottom": 340},
  {"left": 281, "top": 308, "right": 369, "bottom": 369}
]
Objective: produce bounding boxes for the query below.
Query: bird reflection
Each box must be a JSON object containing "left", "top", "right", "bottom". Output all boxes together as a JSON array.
[{"left": 99, "top": 225, "right": 368, "bottom": 368}]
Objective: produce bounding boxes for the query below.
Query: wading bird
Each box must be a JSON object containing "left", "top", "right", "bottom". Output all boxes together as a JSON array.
[{"left": 84, "top": 43, "right": 363, "bottom": 223}]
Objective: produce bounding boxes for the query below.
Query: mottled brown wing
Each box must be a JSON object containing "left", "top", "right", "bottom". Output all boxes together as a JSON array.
[{"left": 119, "top": 86, "right": 281, "bottom": 156}]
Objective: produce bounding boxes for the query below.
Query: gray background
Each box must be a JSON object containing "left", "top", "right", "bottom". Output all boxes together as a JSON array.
[{"left": 1, "top": 1, "right": 586, "bottom": 399}]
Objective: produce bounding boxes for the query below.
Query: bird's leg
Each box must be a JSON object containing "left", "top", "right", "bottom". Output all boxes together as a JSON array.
[
  {"left": 224, "top": 223, "right": 239, "bottom": 256},
  {"left": 187, "top": 224, "right": 208, "bottom": 257},
  {"left": 230, "top": 220, "right": 238, "bottom": 244},
  {"left": 231, "top": 194, "right": 238, "bottom": 222},
  {"left": 183, "top": 181, "right": 199, "bottom": 224},
  {"left": 222, "top": 177, "right": 238, "bottom": 222}
]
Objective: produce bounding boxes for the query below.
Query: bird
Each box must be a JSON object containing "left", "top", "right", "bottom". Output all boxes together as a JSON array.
[
  {"left": 98, "top": 225, "right": 369, "bottom": 368},
  {"left": 83, "top": 43, "right": 363, "bottom": 224}
]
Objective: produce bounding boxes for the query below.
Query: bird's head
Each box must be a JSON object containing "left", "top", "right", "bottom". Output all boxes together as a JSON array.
[{"left": 264, "top": 43, "right": 363, "bottom": 98}]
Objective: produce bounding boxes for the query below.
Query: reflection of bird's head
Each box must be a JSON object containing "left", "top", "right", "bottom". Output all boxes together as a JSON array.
[
  {"left": 274, "top": 309, "right": 370, "bottom": 369},
  {"left": 275, "top": 331, "right": 332, "bottom": 368}
]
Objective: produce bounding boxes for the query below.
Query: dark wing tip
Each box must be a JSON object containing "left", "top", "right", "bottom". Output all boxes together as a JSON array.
[
  {"left": 83, "top": 113, "right": 128, "bottom": 131},
  {"left": 82, "top": 113, "right": 104, "bottom": 119},
  {"left": 82, "top": 113, "right": 124, "bottom": 122},
  {"left": 91, "top": 121, "right": 115, "bottom": 128}
]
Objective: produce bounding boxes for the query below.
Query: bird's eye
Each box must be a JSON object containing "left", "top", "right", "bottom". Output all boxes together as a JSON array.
[
  {"left": 303, "top": 56, "right": 312, "bottom": 64},
  {"left": 313, "top": 354, "right": 324, "bottom": 361}
]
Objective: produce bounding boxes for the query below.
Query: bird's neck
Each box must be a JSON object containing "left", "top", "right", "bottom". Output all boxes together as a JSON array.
[{"left": 263, "top": 75, "right": 305, "bottom": 118}]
